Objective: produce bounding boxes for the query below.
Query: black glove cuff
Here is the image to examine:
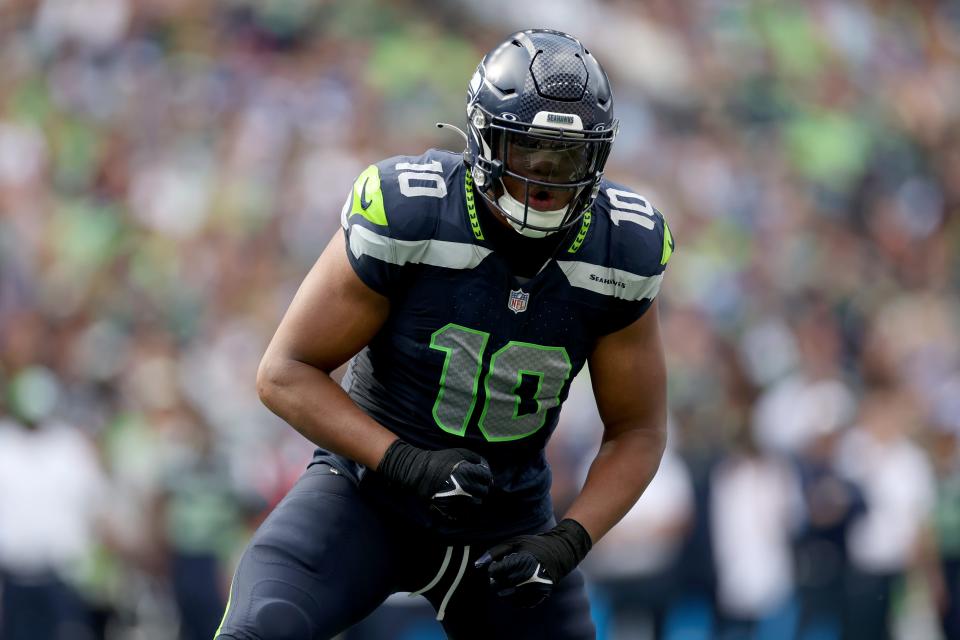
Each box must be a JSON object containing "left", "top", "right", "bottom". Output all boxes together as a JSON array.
[
  {"left": 376, "top": 439, "right": 424, "bottom": 488},
  {"left": 553, "top": 518, "right": 593, "bottom": 569}
]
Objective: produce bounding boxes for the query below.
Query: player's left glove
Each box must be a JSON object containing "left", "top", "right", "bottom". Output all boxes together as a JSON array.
[{"left": 474, "top": 518, "right": 592, "bottom": 608}]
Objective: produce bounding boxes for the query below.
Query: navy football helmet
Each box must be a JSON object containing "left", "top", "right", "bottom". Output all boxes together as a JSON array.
[{"left": 463, "top": 29, "right": 618, "bottom": 238}]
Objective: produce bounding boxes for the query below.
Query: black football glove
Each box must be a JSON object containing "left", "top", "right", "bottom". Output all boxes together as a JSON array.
[
  {"left": 475, "top": 519, "right": 592, "bottom": 608},
  {"left": 376, "top": 439, "right": 493, "bottom": 521}
]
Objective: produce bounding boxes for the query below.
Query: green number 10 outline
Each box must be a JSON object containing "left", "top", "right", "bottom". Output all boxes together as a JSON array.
[{"left": 429, "top": 324, "right": 572, "bottom": 442}]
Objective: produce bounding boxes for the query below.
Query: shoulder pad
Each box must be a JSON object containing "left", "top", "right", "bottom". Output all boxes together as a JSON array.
[
  {"left": 340, "top": 150, "right": 485, "bottom": 294},
  {"left": 593, "top": 178, "right": 675, "bottom": 278},
  {"left": 341, "top": 149, "right": 463, "bottom": 242},
  {"left": 555, "top": 179, "right": 674, "bottom": 305}
]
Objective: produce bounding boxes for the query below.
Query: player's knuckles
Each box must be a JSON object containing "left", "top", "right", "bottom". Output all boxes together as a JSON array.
[
  {"left": 455, "top": 466, "right": 493, "bottom": 495},
  {"left": 489, "top": 553, "right": 538, "bottom": 584},
  {"left": 459, "top": 460, "right": 492, "bottom": 478},
  {"left": 484, "top": 541, "right": 518, "bottom": 562}
]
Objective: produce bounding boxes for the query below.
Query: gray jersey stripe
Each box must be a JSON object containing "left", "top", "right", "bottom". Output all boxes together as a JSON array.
[
  {"left": 348, "top": 224, "right": 492, "bottom": 270},
  {"left": 555, "top": 260, "right": 663, "bottom": 301}
]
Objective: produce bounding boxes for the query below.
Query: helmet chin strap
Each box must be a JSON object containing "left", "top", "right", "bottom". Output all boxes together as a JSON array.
[{"left": 496, "top": 192, "right": 566, "bottom": 238}]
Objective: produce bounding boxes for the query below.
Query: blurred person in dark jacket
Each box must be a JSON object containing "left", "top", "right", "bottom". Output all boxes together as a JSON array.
[
  {"left": 149, "top": 401, "right": 258, "bottom": 640},
  {"left": 793, "top": 414, "right": 865, "bottom": 640},
  {"left": 928, "top": 390, "right": 960, "bottom": 640}
]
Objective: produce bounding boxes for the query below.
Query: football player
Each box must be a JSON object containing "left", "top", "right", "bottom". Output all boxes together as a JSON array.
[{"left": 215, "top": 28, "right": 674, "bottom": 640}]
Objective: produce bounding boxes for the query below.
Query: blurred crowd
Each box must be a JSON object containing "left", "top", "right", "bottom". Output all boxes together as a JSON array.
[{"left": 0, "top": 0, "right": 958, "bottom": 639}]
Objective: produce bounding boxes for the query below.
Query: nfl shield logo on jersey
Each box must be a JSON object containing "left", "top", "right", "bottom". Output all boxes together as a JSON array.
[{"left": 508, "top": 289, "right": 529, "bottom": 314}]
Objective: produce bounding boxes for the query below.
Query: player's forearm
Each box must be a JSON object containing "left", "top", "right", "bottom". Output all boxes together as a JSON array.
[
  {"left": 563, "top": 422, "right": 666, "bottom": 544},
  {"left": 257, "top": 357, "right": 397, "bottom": 469}
]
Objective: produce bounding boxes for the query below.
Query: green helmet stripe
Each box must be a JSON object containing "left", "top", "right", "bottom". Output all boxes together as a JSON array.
[
  {"left": 464, "top": 170, "right": 484, "bottom": 240},
  {"left": 567, "top": 209, "right": 591, "bottom": 254}
]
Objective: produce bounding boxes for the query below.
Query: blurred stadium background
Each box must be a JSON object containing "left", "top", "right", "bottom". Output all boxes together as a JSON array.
[{"left": 1, "top": 0, "right": 959, "bottom": 638}]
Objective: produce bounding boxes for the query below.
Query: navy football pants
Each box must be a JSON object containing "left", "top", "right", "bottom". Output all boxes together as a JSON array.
[{"left": 215, "top": 464, "right": 595, "bottom": 640}]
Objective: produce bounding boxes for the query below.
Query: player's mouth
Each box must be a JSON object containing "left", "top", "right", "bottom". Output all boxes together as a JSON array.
[{"left": 528, "top": 189, "right": 561, "bottom": 211}]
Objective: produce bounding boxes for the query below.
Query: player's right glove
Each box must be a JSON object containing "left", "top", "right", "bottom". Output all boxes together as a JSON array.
[{"left": 376, "top": 439, "right": 493, "bottom": 521}]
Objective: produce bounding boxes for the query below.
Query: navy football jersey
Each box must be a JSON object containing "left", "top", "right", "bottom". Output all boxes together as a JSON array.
[{"left": 320, "top": 149, "right": 673, "bottom": 541}]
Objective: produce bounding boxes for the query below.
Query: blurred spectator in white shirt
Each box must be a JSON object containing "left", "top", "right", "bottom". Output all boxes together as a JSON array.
[
  {"left": 0, "top": 366, "right": 109, "bottom": 640},
  {"left": 711, "top": 425, "right": 803, "bottom": 639},
  {"left": 838, "top": 386, "right": 938, "bottom": 640},
  {"left": 751, "top": 306, "right": 856, "bottom": 458}
]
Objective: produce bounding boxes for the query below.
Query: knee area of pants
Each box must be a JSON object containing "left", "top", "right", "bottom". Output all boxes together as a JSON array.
[{"left": 254, "top": 599, "right": 312, "bottom": 640}]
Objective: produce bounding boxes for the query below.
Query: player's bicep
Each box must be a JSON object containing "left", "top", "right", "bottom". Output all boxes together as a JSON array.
[
  {"left": 587, "top": 298, "right": 667, "bottom": 440},
  {"left": 263, "top": 228, "right": 389, "bottom": 374}
]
